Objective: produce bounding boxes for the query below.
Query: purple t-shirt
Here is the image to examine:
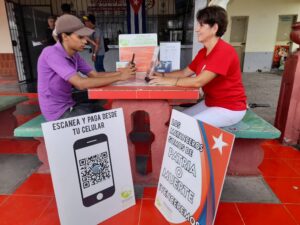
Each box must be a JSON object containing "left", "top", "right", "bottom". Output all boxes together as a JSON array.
[{"left": 37, "top": 42, "right": 92, "bottom": 121}]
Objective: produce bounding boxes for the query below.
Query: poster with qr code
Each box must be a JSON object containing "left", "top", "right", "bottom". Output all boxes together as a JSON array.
[{"left": 42, "top": 108, "right": 135, "bottom": 225}]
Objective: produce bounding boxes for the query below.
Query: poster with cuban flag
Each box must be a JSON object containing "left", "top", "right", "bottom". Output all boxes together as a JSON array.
[
  {"left": 126, "top": 0, "right": 146, "bottom": 33},
  {"left": 155, "top": 109, "right": 235, "bottom": 225}
]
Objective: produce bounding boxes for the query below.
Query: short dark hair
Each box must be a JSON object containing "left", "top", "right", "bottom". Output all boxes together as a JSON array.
[
  {"left": 87, "top": 14, "right": 96, "bottom": 25},
  {"left": 61, "top": 3, "right": 71, "bottom": 13},
  {"left": 196, "top": 5, "right": 228, "bottom": 37},
  {"left": 48, "top": 15, "right": 56, "bottom": 20},
  {"left": 57, "top": 32, "right": 72, "bottom": 43}
]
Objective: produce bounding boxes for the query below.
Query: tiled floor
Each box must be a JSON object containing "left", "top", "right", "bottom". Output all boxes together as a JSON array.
[
  {"left": 1, "top": 79, "right": 300, "bottom": 224},
  {"left": 1, "top": 139, "right": 299, "bottom": 225}
]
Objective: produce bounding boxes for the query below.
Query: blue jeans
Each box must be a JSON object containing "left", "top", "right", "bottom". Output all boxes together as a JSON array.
[{"left": 94, "top": 55, "right": 105, "bottom": 72}]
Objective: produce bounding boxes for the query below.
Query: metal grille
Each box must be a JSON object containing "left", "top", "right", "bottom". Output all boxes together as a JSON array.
[
  {"left": 5, "top": 2, "right": 26, "bottom": 82},
  {"left": 87, "top": 1, "right": 127, "bottom": 45},
  {"left": 6, "top": 0, "right": 52, "bottom": 81},
  {"left": 146, "top": 0, "right": 195, "bottom": 44},
  {"left": 5, "top": 0, "right": 194, "bottom": 81},
  {"left": 12, "top": 0, "right": 194, "bottom": 45}
]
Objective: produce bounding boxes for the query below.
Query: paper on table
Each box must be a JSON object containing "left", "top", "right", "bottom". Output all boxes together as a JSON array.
[
  {"left": 113, "top": 72, "right": 148, "bottom": 86},
  {"left": 112, "top": 72, "right": 174, "bottom": 87}
]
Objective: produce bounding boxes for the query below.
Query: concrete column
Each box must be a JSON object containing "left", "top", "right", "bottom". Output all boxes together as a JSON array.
[
  {"left": 192, "top": 0, "right": 207, "bottom": 58},
  {"left": 0, "top": 0, "right": 13, "bottom": 54},
  {"left": 0, "top": 0, "right": 17, "bottom": 78}
]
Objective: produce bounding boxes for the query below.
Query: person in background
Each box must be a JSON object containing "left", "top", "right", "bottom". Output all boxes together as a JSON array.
[
  {"left": 38, "top": 15, "right": 136, "bottom": 121},
  {"left": 52, "top": 3, "right": 72, "bottom": 42},
  {"left": 42, "top": 15, "right": 56, "bottom": 46},
  {"left": 149, "top": 6, "right": 247, "bottom": 128},
  {"left": 60, "top": 3, "right": 71, "bottom": 14},
  {"left": 83, "top": 14, "right": 106, "bottom": 72}
]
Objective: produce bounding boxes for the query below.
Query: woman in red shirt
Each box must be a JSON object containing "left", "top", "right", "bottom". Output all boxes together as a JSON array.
[{"left": 150, "top": 5, "right": 247, "bottom": 127}]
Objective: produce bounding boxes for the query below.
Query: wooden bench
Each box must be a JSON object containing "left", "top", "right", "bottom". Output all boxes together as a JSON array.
[
  {"left": 0, "top": 95, "right": 28, "bottom": 138},
  {"left": 223, "top": 109, "right": 281, "bottom": 175},
  {"left": 14, "top": 110, "right": 281, "bottom": 176}
]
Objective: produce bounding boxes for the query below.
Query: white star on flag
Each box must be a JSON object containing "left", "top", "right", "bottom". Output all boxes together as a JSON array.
[{"left": 212, "top": 133, "right": 228, "bottom": 154}]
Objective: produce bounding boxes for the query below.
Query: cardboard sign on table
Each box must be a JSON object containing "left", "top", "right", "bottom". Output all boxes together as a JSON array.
[
  {"left": 155, "top": 110, "right": 235, "bottom": 225},
  {"left": 159, "top": 42, "right": 181, "bottom": 71},
  {"left": 42, "top": 108, "right": 135, "bottom": 225},
  {"left": 119, "top": 33, "right": 158, "bottom": 72}
]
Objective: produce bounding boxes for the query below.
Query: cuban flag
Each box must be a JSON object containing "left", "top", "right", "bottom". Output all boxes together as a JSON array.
[
  {"left": 126, "top": 0, "right": 146, "bottom": 33},
  {"left": 195, "top": 121, "right": 235, "bottom": 225}
]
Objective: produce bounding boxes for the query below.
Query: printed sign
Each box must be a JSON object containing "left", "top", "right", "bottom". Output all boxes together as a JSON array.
[
  {"left": 155, "top": 110, "right": 235, "bottom": 225},
  {"left": 119, "top": 33, "right": 157, "bottom": 72},
  {"left": 42, "top": 108, "right": 135, "bottom": 225},
  {"left": 160, "top": 42, "right": 181, "bottom": 70}
]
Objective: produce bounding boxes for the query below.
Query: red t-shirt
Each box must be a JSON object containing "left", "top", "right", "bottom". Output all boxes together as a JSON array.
[{"left": 189, "top": 39, "right": 247, "bottom": 110}]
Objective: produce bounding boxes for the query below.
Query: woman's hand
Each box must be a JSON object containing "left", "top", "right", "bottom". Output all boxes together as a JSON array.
[
  {"left": 149, "top": 75, "right": 177, "bottom": 86},
  {"left": 150, "top": 72, "right": 164, "bottom": 78}
]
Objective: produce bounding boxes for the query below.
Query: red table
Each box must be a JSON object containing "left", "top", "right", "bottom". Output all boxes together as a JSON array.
[{"left": 88, "top": 77, "right": 199, "bottom": 185}]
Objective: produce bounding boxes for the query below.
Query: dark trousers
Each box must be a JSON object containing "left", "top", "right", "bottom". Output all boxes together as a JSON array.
[
  {"left": 59, "top": 89, "right": 106, "bottom": 119},
  {"left": 94, "top": 55, "right": 105, "bottom": 72},
  {"left": 59, "top": 101, "right": 105, "bottom": 119}
]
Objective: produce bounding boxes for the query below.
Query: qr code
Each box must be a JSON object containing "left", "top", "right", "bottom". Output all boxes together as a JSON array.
[{"left": 78, "top": 152, "right": 111, "bottom": 189}]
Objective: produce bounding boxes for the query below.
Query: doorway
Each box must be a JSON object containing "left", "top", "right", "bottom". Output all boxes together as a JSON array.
[
  {"left": 5, "top": 2, "right": 27, "bottom": 82},
  {"left": 5, "top": 1, "right": 52, "bottom": 82},
  {"left": 229, "top": 16, "right": 249, "bottom": 71},
  {"left": 272, "top": 15, "right": 297, "bottom": 70}
]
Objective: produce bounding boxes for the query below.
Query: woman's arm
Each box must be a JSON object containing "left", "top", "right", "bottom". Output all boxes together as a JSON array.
[
  {"left": 152, "top": 67, "right": 194, "bottom": 78},
  {"left": 149, "top": 70, "right": 217, "bottom": 88},
  {"left": 176, "top": 70, "right": 217, "bottom": 87}
]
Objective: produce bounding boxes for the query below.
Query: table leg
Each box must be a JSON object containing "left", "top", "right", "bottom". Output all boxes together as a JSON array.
[
  {"left": 112, "top": 100, "right": 171, "bottom": 185},
  {"left": 35, "top": 137, "right": 50, "bottom": 173}
]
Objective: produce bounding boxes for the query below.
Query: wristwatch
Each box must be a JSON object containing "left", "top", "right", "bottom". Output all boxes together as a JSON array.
[{"left": 92, "top": 53, "right": 96, "bottom": 56}]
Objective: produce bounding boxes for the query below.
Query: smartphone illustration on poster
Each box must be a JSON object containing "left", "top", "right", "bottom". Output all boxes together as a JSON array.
[{"left": 74, "top": 134, "right": 115, "bottom": 207}]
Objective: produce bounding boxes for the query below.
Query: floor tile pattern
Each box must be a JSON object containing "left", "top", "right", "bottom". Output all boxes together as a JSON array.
[{"left": 0, "top": 79, "right": 300, "bottom": 224}]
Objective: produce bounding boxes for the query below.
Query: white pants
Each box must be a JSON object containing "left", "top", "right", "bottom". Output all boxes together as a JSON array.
[{"left": 182, "top": 101, "right": 246, "bottom": 128}]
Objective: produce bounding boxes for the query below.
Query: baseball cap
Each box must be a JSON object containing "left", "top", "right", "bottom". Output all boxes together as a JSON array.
[{"left": 56, "top": 14, "right": 94, "bottom": 36}]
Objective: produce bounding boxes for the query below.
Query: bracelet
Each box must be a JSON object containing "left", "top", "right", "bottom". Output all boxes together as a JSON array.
[
  {"left": 162, "top": 72, "right": 165, "bottom": 77},
  {"left": 174, "top": 78, "right": 179, "bottom": 86}
]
